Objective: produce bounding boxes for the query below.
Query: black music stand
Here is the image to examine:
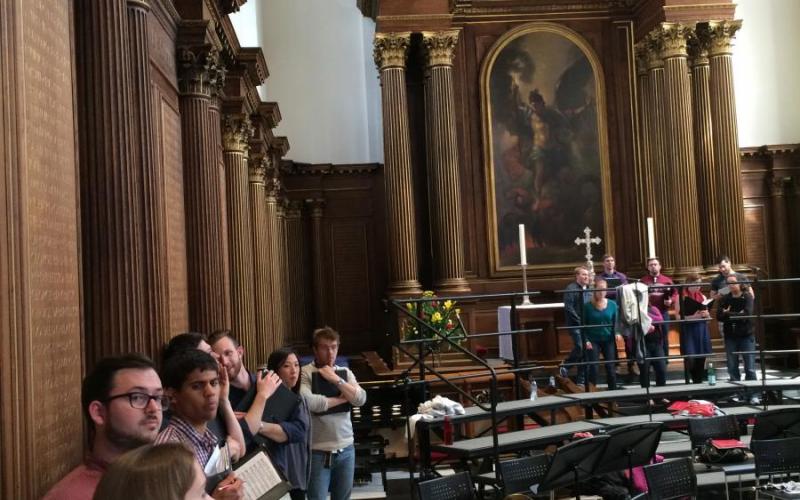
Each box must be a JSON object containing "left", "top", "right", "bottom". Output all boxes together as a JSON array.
[
  {"left": 594, "top": 422, "right": 663, "bottom": 491},
  {"left": 752, "top": 408, "right": 800, "bottom": 440},
  {"left": 537, "top": 434, "right": 610, "bottom": 500}
]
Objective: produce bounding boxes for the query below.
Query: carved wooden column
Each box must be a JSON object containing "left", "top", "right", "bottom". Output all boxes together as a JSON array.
[
  {"left": 265, "top": 170, "right": 286, "bottom": 348},
  {"left": 644, "top": 35, "right": 673, "bottom": 267},
  {"left": 307, "top": 198, "right": 327, "bottom": 328},
  {"left": 688, "top": 32, "right": 720, "bottom": 266},
  {"left": 635, "top": 44, "right": 657, "bottom": 257},
  {"left": 703, "top": 20, "right": 748, "bottom": 264},
  {"left": 768, "top": 171, "right": 792, "bottom": 310},
  {"left": 127, "top": 0, "right": 170, "bottom": 350},
  {"left": 76, "top": 0, "right": 148, "bottom": 363},
  {"left": 285, "top": 200, "right": 306, "bottom": 345},
  {"left": 248, "top": 155, "right": 274, "bottom": 361},
  {"left": 222, "top": 113, "right": 257, "bottom": 360},
  {"left": 177, "top": 43, "right": 231, "bottom": 334},
  {"left": 374, "top": 32, "right": 422, "bottom": 297},
  {"left": 657, "top": 23, "right": 702, "bottom": 272},
  {"left": 421, "top": 30, "right": 470, "bottom": 293},
  {"left": 276, "top": 198, "right": 290, "bottom": 347}
]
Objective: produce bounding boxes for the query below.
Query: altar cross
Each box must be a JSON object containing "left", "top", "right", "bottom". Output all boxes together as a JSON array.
[{"left": 574, "top": 226, "right": 602, "bottom": 275}]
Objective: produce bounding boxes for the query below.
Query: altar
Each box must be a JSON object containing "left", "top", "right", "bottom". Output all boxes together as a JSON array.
[{"left": 498, "top": 302, "right": 565, "bottom": 363}]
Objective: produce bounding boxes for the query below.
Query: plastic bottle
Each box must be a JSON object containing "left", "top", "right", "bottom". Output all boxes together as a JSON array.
[
  {"left": 548, "top": 376, "right": 556, "bottom": 389},
  {"left": 707, "top": 362, "right": 716, "bottom": 386},
  {"left": 530, "top": 378, "right": 538, "bottom": 401},
  {"left": 443, "top": 416, "right": 454, "bottom": 445}
]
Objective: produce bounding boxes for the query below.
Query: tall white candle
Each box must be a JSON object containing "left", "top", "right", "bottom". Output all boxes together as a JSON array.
[
  {"left": 646, "top": 217, "right": 656, "bottom": 259},
  {"left": 518, "top": 224, "right": 527, "bottom": 266}
]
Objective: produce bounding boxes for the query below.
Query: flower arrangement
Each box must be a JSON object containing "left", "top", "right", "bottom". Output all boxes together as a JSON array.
[{"left": 401, "top": 291, "right": 466, "bottom": 351}]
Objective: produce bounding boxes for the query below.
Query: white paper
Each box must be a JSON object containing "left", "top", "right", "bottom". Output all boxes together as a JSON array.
[{"left": 236, "top": 451, "right": 284, "bottom": 500}]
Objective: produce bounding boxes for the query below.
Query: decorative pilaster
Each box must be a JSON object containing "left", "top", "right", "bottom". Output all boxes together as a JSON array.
[
  {"left": 249, "top": 156, "right": 274, "bottom": 361},
  {"left": 222, "top": 114, "right": 257, "bottom": 363},
  {"left": 127, "top": 0, "right": 170, "bottom": 352},
  {"left": 265, "top": 172, "right": 286, "bottom": 348},
  {"left": 276, "top": 198, "right": 290, "bottom": 347},
  {"left": 285, "top": 201, "right": 307, "bottom": 345},
  {"left": 307, "top": 198, "right": 327, "bottom": 328},
  {"left": 643, "top": 35, "right": 673, "bottom": 268},
  {"left": 422, "top": 30, "right": 470, "bottom": 294},
  {"left": 703, "top": 20, "right": 748, "bottom": 264},
  {"left": 688, "top": 32, "right": 720, "bottom": 266},
  {"left": 76, "top": 0, "right": 147, "bottom": 364},
  {"left": 657, "top": 23, "right": 702, "bottom": 271},
  {"left": 635, "top": 43, "right": 657, "bottom": 259},
  {"left": 374, "top": 32, "right": 422, "bottom": 297},
  {"left": 768, "top": 172, "right": 792, "bottom": 310},
  {"left": 177, "top": 44, "right": 231, "bottom": 333}
]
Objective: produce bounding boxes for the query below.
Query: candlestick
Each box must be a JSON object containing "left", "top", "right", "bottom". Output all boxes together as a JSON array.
[
  {"left": 646, "top": 217, "right": 656, "bottom": 259},
  {"left": 518, "top": 224, "right": 527, "bottom": 266}
]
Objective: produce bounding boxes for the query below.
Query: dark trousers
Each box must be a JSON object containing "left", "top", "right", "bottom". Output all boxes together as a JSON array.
[
  {"left": 684, "top": 357, "right": 706, "bottom": 384},
  {"left": 639, "top": 340, "right": 666, "bottom": 387},
  {"left": 587, "top": 339, "right": 618, "bottom": 390}
]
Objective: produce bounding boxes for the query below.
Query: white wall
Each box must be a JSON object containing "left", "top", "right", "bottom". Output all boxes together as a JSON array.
[
  {"left": 233, "top": 0, "right": 383, "bottom": 164},
  {"left": 733, "top": 0, "right": 800, "bottom": 147}
]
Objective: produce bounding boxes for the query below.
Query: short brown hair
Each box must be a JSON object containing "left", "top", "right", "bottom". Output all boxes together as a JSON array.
[
  {"left": 312, "top": 326, "right": 340, "bottom": 348},
  {"left": 94, "top": 444, "right": 195, "bottom": 500},
  {"left": 573, "top": 265, "right": 589, "bottom": 275},
  {"left": 685, "top": 272, "right": 702, "bottom": 283}
]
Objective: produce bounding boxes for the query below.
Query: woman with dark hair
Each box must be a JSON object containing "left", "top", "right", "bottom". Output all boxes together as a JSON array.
[
  {"left": 93, "top": 443, "right": 208, "bottom": 500},
  {"left": 681, "top": 272, "right": 713, "bottom": 383},
  {"left": 267, "top": 347, "right": 312, "bottom": 500}
]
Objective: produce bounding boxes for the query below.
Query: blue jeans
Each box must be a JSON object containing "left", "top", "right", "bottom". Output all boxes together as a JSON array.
[
  {"left": 564, "top": 328, "right": 586, "bottom": 384},
  {"left": 308, "top": 445, "right": 355, "bottom": 500},
  {"left": 725, "top": 335, "right": 756, "bottom": 382},
  {"left": 587, "top": 339, "right": 618, "bottom": 389}
]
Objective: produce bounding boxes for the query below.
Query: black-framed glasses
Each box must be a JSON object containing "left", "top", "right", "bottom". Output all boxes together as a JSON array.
[{"left": 106, "top": 392, "right": 169, "bottom": 410}]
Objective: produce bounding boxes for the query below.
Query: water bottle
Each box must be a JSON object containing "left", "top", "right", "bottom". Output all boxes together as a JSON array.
[
  {"left": 548, "top": 376, "right": 556, "bottom": 389},
  {"left": 443, "top": 415, "right": 454, "bottom": 445},
  {"left": 530, "top": 378, "right": 538, "bottom": 401},
  {"left": 707, "top": 362, "right": 716, "bottom": 386}
]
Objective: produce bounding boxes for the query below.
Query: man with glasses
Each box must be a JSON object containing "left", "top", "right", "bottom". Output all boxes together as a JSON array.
[{"left": 44, "top": 354, "right": 168, "bottom": 499}]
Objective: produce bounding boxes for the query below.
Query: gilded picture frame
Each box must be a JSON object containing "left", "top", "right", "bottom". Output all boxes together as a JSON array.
[{"left": 480, "top": 22, "right": 614, "bottom": 275}]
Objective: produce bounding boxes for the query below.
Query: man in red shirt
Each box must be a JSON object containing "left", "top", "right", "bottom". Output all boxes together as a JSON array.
[{"left": 641, "top": 257, "right": 678, "bottom": 364}]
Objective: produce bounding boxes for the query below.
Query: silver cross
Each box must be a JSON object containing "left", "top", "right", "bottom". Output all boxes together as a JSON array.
[{"left": 574, "top": 226, "right": 602, "bottom": 273}]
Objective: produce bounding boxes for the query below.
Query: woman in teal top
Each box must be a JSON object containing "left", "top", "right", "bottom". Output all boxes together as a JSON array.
[{"left": 583, "top": 278, "right": 621, "bottom": 389}]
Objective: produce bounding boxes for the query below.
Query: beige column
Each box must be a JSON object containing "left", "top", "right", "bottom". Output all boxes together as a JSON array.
[
  {"left": 703, "top": 20, "right": 748, "bottom": 264},
  {"left": 76, "top": 0, "right": 147, "bottom": 363},
  {"left": 307, "top": 198, "right": 327, "bottom": 327},
  {"left": 177, "top": 45, "right": 231, "bottom": 333},
  {"left": 635, "top": 43, "right": 657, "bottom": 259},
  {"left": 657, "top": 23, "right": 702, "bottom": 272},
  {"left": 265, "top": 172, "right": 286, "bottom": 347},
  {"left": 374, "top": 32, "right": 422, "bottom": 297},
  {"left": 422, "top": 30, "right": 470, "bottom": 293},
  {"left": 127, "top": 0, "right": 170, "bottom": 350},
  {"left": 688, "top": 32, "right": 720, "bottom": 266},
  {"left": 285, "top": 200, "right": 307, "bottom": 345},
  {"left": 222, "top": 114, "right": 257, "bottom": 361},
  {"left": 276, "top": 198, "right": 290, "bottom": 347},
  {"left": 249, "top": 156, "right": 274, "bottom": 361},
  {"left": 644, "top": 35, "right": 673, "bottom": 267}
]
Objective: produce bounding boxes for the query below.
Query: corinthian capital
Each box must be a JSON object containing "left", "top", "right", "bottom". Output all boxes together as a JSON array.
[
  {"left": 687, "top": 31, "right": 710, "bottom": 67},
  {"left": 655, "top": 23, "right": 692, "bottom": 59},
  {"left": 177, "top": 46, "right": 225, "bottom": 96},
  {"left": 634, "top": 42, "right": 649, "bottom": 76},
  {"left": 222, "top": 115, "right": 254, "bottom": 153},
  {"left": 373, "top": 32, "right": 411, "bottom": 71},
  {"left": 698, "top": 20, "right": 742, "bottom": 57},
  {"left": 644, "top": 33, "right": 664, "bottom": 70},
  {"left": 422, "top": 30, "right": 460, "bottom": 68},
  {"left": 248, "top": 156, "right": 267, "bottom": 185}
]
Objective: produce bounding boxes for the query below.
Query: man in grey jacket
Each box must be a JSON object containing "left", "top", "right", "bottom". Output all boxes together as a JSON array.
[{"left": 301, "top": 326, "right": 367, "bottom": 500}]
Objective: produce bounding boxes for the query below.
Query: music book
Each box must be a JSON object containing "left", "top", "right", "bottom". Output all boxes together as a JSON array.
[
  {"left": 311, "top": 369, "right": 352, "bottom": 415},
  {"left": 683, "top": 296, "right": 714, "bottom": 316},
  {"left": 710, "top": 438, "right": 747, "bottom": 450},
  {"left": 603, "top": 277, "right": 622, "bottom": 289},
  {"left": 233, "top": 450, "right": 291, "bottom": 500}
]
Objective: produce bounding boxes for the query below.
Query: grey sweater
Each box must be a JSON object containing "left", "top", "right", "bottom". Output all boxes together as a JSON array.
[{"left": 300, "top": 363, "right": 367, "bottom": 451}]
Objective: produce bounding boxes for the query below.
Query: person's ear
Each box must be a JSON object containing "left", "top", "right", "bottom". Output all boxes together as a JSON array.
[
  {"left": 237, "top": 345, "right": 244, "bottom": 359},
  {"left": 88, "top": 400, "right": 107, "bottom": 428}
]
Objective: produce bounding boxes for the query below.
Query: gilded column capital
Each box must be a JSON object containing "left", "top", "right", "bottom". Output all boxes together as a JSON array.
[
  {"left": 687, "top": 32, "right": 710, "bottom": 68},
  {"left": 373, "top": 32, "right": 411, "bottom": 70},
  {"left": 222, "top": 114, "right": 253, "bottom": 153},
  {"left": 286, "top": 200, "right": 303, "bottom": 219},
  {"left": 644, "top": 34, "right": 664, "bottom": 70},
  {"left": 421, "top": 30, "right": 460, "bottom": 68},
  {"left": 248, "top": 156, "right": 267, "bottom": 185},
  {"left": 265, "top": 177, "right": 281, "bottom": 200},
  {"left": 655, "top": 23, "right": 691, "bottom": 59},
  {"left": 177, "top": 46, "right": 226, "bottom": 96},
  {"left": 699, "top": 20, "right": 742, "bottom": 57},
  {"left": 634, "top": 42, "right": 649, "bottom": 76},
  {"left": 305, "top": 198, "right": 326, "bottom": 218}
]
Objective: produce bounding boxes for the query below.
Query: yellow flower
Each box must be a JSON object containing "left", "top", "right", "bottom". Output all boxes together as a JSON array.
[
  {"left": 444, "top": 300, "right": 454, "bottom": 310},
  {"left": 431, "top": 311, "right": 443, "bottom": 323},
  {"left": 455, "top": 308, "right": 461, "bottom": 316},
  {"left": 423, "top": 290, "right": 435, "bottom": 297},
  {"left": 406, "top": 303, "right": 414, "bottom": 312}
]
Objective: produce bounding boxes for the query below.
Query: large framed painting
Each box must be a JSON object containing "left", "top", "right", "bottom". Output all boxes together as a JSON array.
[{"left": 480, "top": 22, "right": 613, "bottom": 274}]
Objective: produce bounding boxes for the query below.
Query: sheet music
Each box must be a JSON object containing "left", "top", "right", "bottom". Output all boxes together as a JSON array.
[{"left": 235, "top": 451, "right": 284, "bottom": 500}]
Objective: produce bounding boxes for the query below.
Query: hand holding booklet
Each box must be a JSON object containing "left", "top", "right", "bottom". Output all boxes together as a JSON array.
[{"left": 233, "top": 450, "right": 291, "bottom": 500}]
